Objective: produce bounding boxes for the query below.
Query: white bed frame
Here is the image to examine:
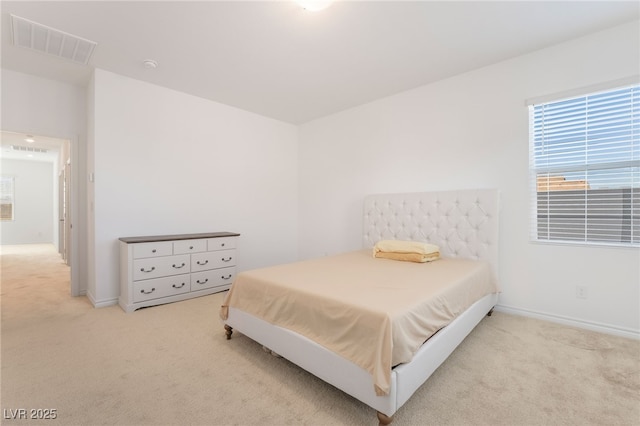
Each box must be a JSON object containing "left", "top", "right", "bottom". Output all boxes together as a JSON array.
[{"left": 224, "top": 189, "right": 500, "bottom": 424}]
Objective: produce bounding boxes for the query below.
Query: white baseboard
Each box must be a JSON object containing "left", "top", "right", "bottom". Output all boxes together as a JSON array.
[
  {"left": 495, "top": 304, "right": 640, "bottom": 340},
  {"left": 86, "top": 291, "right": 118, "bottom": 309},
  {"left": 93, "top": 298, "right": 118, "bottom": 308},
  {"left": 86, "top": 290, "right": 96, "bottom": 306}
]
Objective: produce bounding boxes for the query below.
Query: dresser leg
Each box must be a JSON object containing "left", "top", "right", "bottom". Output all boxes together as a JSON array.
[
  {"left": 224, "top": 324, "right": 233, "bottom": 340},
  {"left": 377, "top": 411, "right": 393, "bottom": 425}
]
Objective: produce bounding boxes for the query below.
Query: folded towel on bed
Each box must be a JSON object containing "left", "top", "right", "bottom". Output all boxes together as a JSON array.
[
  {"left": 374, "top": 251, "right": 440, "bottom": 263},
  {"left": 373, "top": 240, "right": 440, "bottom": 263},
  {"left": 374, "top": 239, "right": 439, "bottom": 254}
]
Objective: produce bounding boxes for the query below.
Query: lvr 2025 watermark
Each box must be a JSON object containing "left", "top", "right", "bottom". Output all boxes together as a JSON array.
[{"left": 3, "top": 408, "right": 57, "bottom": 420}]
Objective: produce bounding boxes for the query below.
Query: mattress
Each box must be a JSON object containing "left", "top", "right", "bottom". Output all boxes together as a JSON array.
[{"left": 220, "top": 249, "right": 498, "bottom": 396}]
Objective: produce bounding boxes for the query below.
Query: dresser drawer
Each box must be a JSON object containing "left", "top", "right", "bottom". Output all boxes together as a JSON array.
[
  {"left": 191, "top": 250, "right": 236, "bottom": 272},
  {"left": 210, "top": 249, "right": 236, "bottom": 269},
  {"left": 207, "top": 237, "right": 237, "bottom": 251},
  {"left": 133, "top": 241, "right": 173, "bottom": 259},
  {"left": 191, "top": 267, "right": 236, "bottom": 291},
  {"left": 191, "top": 252, "right": 215, "bottom": 272},
  {"left": 133, "top": 274, "right": 191, "bottom": 303},
  {"left": 173, "top": 239, "right": 207, "bottom": 254},
  {"left": 133, "top": 254, "right": 191, "bottom": 281}
]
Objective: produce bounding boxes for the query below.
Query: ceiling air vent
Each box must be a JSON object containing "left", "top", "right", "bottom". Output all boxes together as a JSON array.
[
  {"left": 10, "top": 14, "right": 96, "bottom": 65},
  {"left": 12, "top": 145, "right": 48, "bottom": 154}
]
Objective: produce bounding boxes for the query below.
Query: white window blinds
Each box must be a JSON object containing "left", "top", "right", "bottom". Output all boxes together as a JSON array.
[{"left": 529, "top": 84, "right": 639, "bottom": 247}]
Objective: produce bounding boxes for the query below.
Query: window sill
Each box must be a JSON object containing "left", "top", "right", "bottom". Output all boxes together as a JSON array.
[{"left": 529, "top": 239, "right": 639, "bottom": 250}]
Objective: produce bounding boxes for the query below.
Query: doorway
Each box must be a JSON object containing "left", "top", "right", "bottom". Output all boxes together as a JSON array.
[{"left": 0, "top": 130, "right": 75, "bottom": 294}]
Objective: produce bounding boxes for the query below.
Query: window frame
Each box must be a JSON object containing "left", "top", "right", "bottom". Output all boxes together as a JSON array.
[
  {"left": 0, "top": 176, "right": 15, "bottom": 222},
  {"left": 527, "top": 83, "right": 639, "bottom": 248}
]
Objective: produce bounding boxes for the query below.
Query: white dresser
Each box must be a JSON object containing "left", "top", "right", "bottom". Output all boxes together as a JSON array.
[{"left": 119, "top": 232, "right": 239, "bottom": 313}]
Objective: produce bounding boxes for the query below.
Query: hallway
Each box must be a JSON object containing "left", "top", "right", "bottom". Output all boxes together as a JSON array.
[{"left": 0, "top": 244, "right": 86, "bottom": 327}]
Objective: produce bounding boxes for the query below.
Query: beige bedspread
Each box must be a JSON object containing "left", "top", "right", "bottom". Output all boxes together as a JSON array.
[{"left": 220, "top": 250, "right": 498, "bottom": 396}]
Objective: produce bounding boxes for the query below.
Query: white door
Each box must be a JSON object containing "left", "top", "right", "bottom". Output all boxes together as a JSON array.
[
  {"left": 64, "top": 161, "right": 71, "bottom": 267},
  {"left": 58, "top": 169, "right": 65, "bottom": 258}
]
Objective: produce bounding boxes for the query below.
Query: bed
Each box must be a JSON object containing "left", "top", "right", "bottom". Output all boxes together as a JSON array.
[{"left": 220, "top": 189, "right": 500, "bottom": 424}]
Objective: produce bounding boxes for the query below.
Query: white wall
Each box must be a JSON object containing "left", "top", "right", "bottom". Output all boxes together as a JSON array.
[
  {"left": 3, "top": 21, "right": 637, "bottom": 335},
  {"left": 0, "top": 159, "right": 53, "bottom": 244},
  {"left": 88, "top": 69, "right": 299, "bottom": 305},
  {"left": 1, "top": 69, "right": 87, "bottom": 295},
  {"left": 298, "top": 21, "right": 640, "bottom": 336}
]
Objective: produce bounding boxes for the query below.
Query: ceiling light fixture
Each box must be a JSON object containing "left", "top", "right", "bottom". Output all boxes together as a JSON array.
[
  {"left": 297, "top": 1, "right": 333, "bottom": 12},
  {"left": 143, "top": 59, "right": 158, "bottom": 69},
  {"left": 24, "top": 135, "right": 35, "bottom": 143}
]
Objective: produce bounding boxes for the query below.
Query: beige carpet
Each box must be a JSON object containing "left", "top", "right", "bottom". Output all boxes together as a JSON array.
[{"left": 1, "top": 244, "right": 639, "bottom": 425}]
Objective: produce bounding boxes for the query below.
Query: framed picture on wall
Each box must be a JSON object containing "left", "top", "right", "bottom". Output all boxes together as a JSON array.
[{"left": 0, "top": 176, "right": 15, "bottom": 221}]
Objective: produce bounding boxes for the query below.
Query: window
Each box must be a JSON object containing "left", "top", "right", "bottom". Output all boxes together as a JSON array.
[
  {"left": 529, "top": 84, "right": 639, "bottom": 247},
  {"left": 0, "top": 176, "right": 15, "bottom": 221}
]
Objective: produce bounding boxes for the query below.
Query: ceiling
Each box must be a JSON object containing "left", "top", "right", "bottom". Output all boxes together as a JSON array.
[
  {"left": 0, "top": 131, "right": 65, "bottom": 163},
  {"left": 1, "top": 1, "right": 639, "bottom": 125}
]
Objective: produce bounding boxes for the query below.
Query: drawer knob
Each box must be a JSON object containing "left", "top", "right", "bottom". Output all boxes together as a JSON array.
[
  {"left": 196, "top": 278, "right": 209, "bottom": 285},
  {"left": 221, "top": 243, "right": 225, "bottom": 247},
  {"left": 197, "top": 260, "right": 209, "bottom": 266},
  {"left": 152, "top": 249, "right": 157, "bottom": 253},
  {"left": 221, "top": 257, "right": 232, "bottom": 262},
  {"left": 140, "top": 288, "right": 156, "bottom": 295},
  {"left": 189, "top": 246, "right": 194, "bottom": 249},
  {"left": 172, "top": 263, "right": 186, "bottom": 269},
  {"left": 140, "top": 267, "right": 156, "bottom": 273},
  {"left": 221, "top": 274, "right": 232, "bottom": 280},
  {"left": 172, "top": 283, "right": 186, "bottom": 289}
]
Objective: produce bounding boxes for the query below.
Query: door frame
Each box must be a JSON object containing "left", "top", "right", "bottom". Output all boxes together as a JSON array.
[
  {"left": 67, "top": 134, "right": 80, "bottom": 297},
  {"left": 2, "top": 130, "right": 80, "bottom": 296},
  {"left": 58, "top": 167, "right": 65, "bottom": 258}
]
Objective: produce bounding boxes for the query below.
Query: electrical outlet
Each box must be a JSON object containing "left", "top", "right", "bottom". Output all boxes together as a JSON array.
[{"left": 576, "top": 286, "right": 588, "bottom": 299}]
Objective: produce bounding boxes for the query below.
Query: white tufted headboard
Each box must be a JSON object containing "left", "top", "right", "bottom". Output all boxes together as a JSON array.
[{"left": 363, "top": 189, "right": 499, "bottom": 280}]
